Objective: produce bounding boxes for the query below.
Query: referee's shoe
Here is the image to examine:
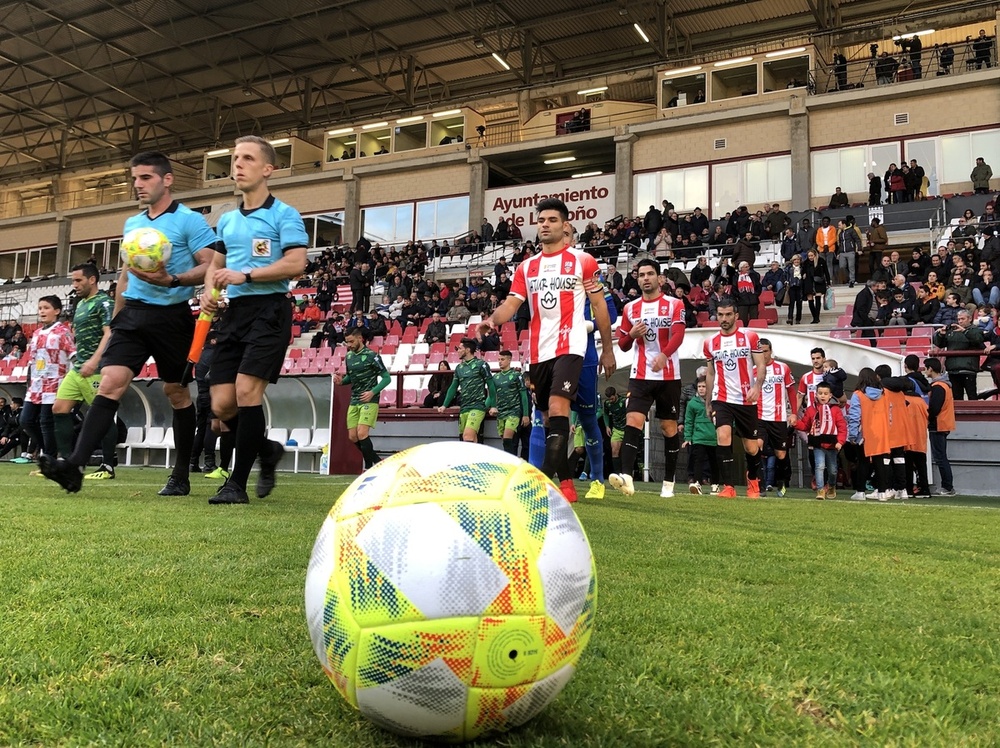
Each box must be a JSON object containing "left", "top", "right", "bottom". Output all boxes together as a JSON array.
[{"left": 38, "top": 455, "right": 83, "bottom": 493}]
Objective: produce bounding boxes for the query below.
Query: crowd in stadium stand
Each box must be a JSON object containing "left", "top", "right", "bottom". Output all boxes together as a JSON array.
[{"left": 278, "top": 191, "right": 1000, "bottom": 347}]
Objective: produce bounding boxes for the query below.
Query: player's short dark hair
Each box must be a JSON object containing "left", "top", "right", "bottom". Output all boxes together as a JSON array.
[
  {"left": 924, "top": 357, "right": 943, "bottom": 374},
  {"left": 536, "top": 198, "right": 569, "bottom": 221},
  {"left": 816, "top": 382, "right": 832, "bottom": 392},
  {"left": 874, "top": 364, "right": 893, "bottom": 380},
  {"left": 499, "top": 350, "right": 512, "bottom": 358},
  {"left": 39, "top": 294, "right": 62, "bottom": 310},
  {"left": 758, "top": 337, "right": 772, "bottom": 349},
  {"left": 344, "top": 326, "right": 364, "bottom": 338},
  {"left": 235, "top": 135, "right": 277, "bottom": 166},
  {"left": 903, "top": 354, "right": 920, "bottom": 371},
  {"left": 635, "top": 258, "right": 660, "bottom": 275},
  {"left": 129, "top": 151, "right": 173, "bottom": 176},
  {"left": 71, "top": 263, "right": 100, "bottom": 281},
  {"left": 461, "top": 337, "right": 478, "bottom": 353},
  {"left": 604, "top": 386, "right": 617, "bottom": 397},
  {"left": 11, "top": 397, "right": 23, "bottom": 406},
  {"left": 715, "top": 295, "right": 736, "bottom": 311},
  {"left": 810, "top": 347, "right": 826, "bottom": 358}
]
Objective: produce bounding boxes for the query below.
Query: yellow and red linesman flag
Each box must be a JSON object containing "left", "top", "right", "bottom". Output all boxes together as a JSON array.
[{"left": 187, "top": 288, "right": 219, "bottom": 365}]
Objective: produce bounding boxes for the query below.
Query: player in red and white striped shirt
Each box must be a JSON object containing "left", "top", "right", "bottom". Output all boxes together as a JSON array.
[
  {"left": 488, "top": 198, "right": 616, "bottom": 501},
  {"left": 609, "top": 259, "right": 686, "bottom": 498},
  {"left": 703, "top": 298, "right": 767, "bottom": 498},
  {"left": 754, "top": 339, "right": 797, "bottom": 497},
  {"left": 797, "top": 347, "right": 828, "bottom": 414}
]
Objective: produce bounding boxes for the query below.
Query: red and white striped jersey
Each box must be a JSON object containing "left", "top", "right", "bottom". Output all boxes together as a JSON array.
[
  {"left": 703, "top": 328, "right": 761, "bottom": 405},
  {"left": 510, "top": 246, "right": 601, "bottom": 363},
  {"left": 26, "top": 321, "right": 74, "bottom": 405},
  {"left": 619, "top": 294, "right": 685, "bottom": 381},
  {"left": 797, "top": 370, "right": 826, "bottom": 412},
  {"left": 755, "top": 361, "right": 795, "bottom": 421}
]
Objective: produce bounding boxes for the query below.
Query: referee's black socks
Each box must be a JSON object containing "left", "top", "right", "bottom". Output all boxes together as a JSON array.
[
  {"left": 170, "top": 404, "right": 196, "bottom": 480},
  {"left": 69, "top": 395, "right": 119, "bottom": 466},
  {"left": 230, "top": 406, "right": 265, "bottom": 490}
]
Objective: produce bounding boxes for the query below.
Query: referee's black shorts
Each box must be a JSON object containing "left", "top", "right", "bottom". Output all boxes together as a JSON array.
[
  {"left": 102, "top": 299, "right": 195, "bottom": 383},
  {"left": 211, "top": 293, "right": 292, "bottom": 385}
]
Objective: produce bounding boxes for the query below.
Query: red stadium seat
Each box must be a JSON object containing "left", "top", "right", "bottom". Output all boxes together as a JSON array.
[
  {"left": 748, "top": 319, "right": 768, "bottom": 328},
  {"left": 759, "top": 290, "right": 775, "bottom": 306}
]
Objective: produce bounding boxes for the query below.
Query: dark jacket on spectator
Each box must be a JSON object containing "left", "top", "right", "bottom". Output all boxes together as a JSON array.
[{"left": 933, "top": 323, "right": 985, "bottom": 373}]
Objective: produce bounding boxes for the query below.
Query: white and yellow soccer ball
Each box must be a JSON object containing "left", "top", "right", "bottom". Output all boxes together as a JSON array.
[
  {"left": 120, "top": 227, "right": 172, "bottom": 271},
  {"left": 305, "top": 442, "right": 597, "bottom": 742}
]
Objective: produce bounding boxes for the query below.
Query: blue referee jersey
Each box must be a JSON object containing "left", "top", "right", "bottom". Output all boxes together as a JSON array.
[
  {"left": 122, "top": 201, "right": 217, "bottom": 306},
  {"left": 216, "top": 194, "right": 308, "bottom": 299}
]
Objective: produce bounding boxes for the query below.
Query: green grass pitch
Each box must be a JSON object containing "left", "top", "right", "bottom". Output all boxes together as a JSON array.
[{"left": 2, "top": 464, "right": 999, "bottom": 747}]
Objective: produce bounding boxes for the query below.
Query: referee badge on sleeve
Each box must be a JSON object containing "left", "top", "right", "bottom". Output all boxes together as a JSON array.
[{"left": 252, "top": 238, "right": 271, "bottom": 257}]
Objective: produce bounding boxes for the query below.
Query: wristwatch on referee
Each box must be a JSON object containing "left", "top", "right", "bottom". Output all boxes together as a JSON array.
[
  {"left": 242, "top": 267, "right": 253, "bottom": 284},
  {"left": 169, "top": 274, "right": 181, "bottom": 288}
]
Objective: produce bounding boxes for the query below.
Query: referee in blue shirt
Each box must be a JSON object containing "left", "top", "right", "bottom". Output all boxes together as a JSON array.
[
  {"left": 201, "top": 136, "right": 308, "bottom": 505},
  {"left": 41, "top": 152, "right": 216, "bottom": 494}
]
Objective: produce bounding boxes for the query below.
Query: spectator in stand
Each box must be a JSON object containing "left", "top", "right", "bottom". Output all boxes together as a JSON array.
[
  {"left": 367, "top": 311, "right": 388, "bottom": 339},
  {"left": 733, "top": 261, "right": 762, "bottom": 325},
  {"left": 796, "top": 218, "right": 816, "bottom": 257},
  {"left": 829, "top": 187, "right": 849, "bottom": 209},
  {"left": 762, "top": 261, "right": 786, "bottom": 305},
  {"left": 345, "top": 309, "right": 370, "bottom": 339},
  {"left": 933, "top": 309, "right": 984, "bottom": 400},
  {"left": 689, "top": 256, "right": 712, "bottom": 288},
  {"left": 915, "top": 285, "right": 940, "bottom": 324},
  {"left": 803, "top": 248, "right": 830, "bottom": 325},
  {"left": 732, "top": 232, "right": 756, "bottom": 269},
  {"left": 815, "top": 216, "right": 838, "bottom": 282},
  {"left": 643, "top": 205, "right": 663, "bottom": 251},
  {"left": 689, "top": 280, "right": 711, "bottom": 314},
  {"left": 868, "top": 172, "right": 882, "bottom": 206},
  {"left": 424, "top": 313, "right": 448, "bottom": 344},
  {"left": 349, "top": 261, "right": 370, "bottom": 313},
  {"left": 836, "top": 218, "right": 860, "bottom": 287},
  {"left": 301, "top": 298, "right": 323, "bottom": 331},
  {"left": 785, "top": 254, "right": 805, "bottom": 325},
  {"left": 933, "top": 292, "right": 963, "bottom": 327},
  {"left": 780, "top": 227, "right": 798, "bottom": 263},
  {"left": 945, "top": 270, "right": 973, "bottom": 307},
  {"left": 446, "top": 297, "right": 471, "bottom": 325},
  {"left": 689, "top": 207, "right": 710, "bottom": 238},
  {"left": 973, "top": 268, "right": 1000, "bottom": 307},
  {"left": 765, "top": 203, "right": 789, "bottom": 239},
  {"left": 902, "top": 164, "right": 920, "bottom": 203},
  {"left": 423, "top": 361, "right": 452, "bottom": 409},
  {"left": 879, "top": 286, "right": 915, "bottom": 327},
  {"left": 706, "top": 283, "right": 725, "bottom": 321},
  {"left": 971, "top": 157, "right": 993, "bottom": 195},
  {"left": 707, "top": 225, "right": 727, "bottom": 248},
  {"left": 494, "top": 218, "right": 510, "bottom": 246},
  {"left": 711, "top": 257, "right": 735, "bottom": 293},
  {"left": 0, "top": 397, "right": 24, "bottom": 459},
  {"left": 907, "top": 247, "right": 929, "bottom": 282},
  {"left": 3, "top": 344, "right": 22, "bottom": 362},
  {"left": 889, "top": 165, "right": 907, "bottom": 203}
]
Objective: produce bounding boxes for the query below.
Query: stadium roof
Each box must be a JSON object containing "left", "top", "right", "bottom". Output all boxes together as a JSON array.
[{"left": 0, "top": 0, "right": 989, "bottom": 180}]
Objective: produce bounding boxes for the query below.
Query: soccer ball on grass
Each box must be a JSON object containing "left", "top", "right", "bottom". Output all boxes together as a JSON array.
[
  {"left": 120, "top": 227, "right": 172, "bottom": 271},
  {"left": 305, "top": 442, "right": 596, "bottom": 742}
]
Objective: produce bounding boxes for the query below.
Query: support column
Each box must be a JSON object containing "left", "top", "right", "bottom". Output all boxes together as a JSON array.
[
  {"left": 789, "top": 97, "right": 811, "bottom": 213},
  {"left": 343, "top": 173, "right": 360, "bottom": 246},
  {"left": 613, "top": 132, "right": 637, "bottom": 219},
  {"left": 56, "top": 216, "right": 72, "bottom": 275},
  {"left": 468, "top": 155, "right": 488, "bottom": 238}
]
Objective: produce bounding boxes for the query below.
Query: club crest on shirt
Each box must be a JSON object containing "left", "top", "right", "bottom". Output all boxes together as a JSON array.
[
  {"left": 252, "top": 238, "right": 271, "bottom": 257},
  {"left": 563, "top": 260, "right": 574, "bottom": 273}
]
